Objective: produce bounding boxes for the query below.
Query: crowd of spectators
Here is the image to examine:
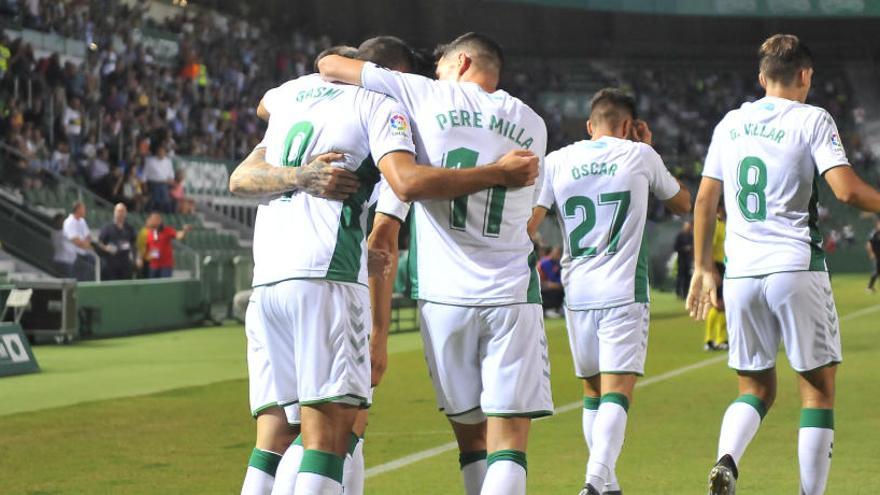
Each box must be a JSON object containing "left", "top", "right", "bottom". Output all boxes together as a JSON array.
[
  {"left": 0, "top": 0, "right": 333, "bottom": 213},
  {"left": 0, "top": 0, "right": 876, "bottom": 224}
]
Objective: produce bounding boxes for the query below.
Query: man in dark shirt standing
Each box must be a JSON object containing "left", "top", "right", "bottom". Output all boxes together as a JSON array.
[
  {"left": 538, "top": 246, "right": 564, "bottom": 318},
  {"left": 866, "top": 218, "right": 880, "bottom": 293},
  {"left": 98, "top": 203, "right": 136, "bottom": 280},
  {"left": 674, "top": 221, "right": 694, "bottom": 299}
]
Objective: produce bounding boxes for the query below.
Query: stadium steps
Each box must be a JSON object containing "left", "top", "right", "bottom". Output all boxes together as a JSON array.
[{"left": 845, "top": 62, "right": 880, "bottom": 158}]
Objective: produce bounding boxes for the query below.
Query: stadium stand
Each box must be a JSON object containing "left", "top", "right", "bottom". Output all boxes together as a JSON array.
[{"left": 0, "top": 0, "right": 877, "bottom": 331}]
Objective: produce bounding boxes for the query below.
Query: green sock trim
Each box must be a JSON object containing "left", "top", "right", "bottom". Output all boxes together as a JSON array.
[
  {"left": 487, "top": 449, "right": 527, "bottom": 473},
  {"left": 248, "top": 448, "right": 282, "bottom": 476},
  {"left": 298, "top": 449, "right": 344, "bottom": 483},
  {"left": 600, "top": 392, "right": 629, "bottom": 413},
  {"left": 800, "top": 408, "right": 834, "bottom": 429},
  {"left": 347, "top": 432, "right": 360, "bottom": 456},
  {"left": 583, "top": 396, "right": 600, "bottom": 410},
  {"left": 293, "top": 435, "right": 303, "bottom": 446},
  {"left": 734, "top": 394, "right": 768, "bottom": 420},
  {"left": 459, "top": 450, "right": 488, "bottom": 469}
]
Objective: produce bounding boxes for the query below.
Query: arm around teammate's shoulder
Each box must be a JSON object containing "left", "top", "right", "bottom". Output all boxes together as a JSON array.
[
  {"left": 823, "top": 165, "right": 880, "bottom": 212},
  {"left": 317, "top": 55, "right": 365, "bottom": 86},
  {"left": 377, "top": 149, "right": 539, "bottom": 202}
]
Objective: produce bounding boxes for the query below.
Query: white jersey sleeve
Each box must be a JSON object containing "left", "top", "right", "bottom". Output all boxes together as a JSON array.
[
  {"left": 702, "top": 121, "right": 726, "bottom": 181},
  {"left": 360, "top": 62, "right": 437, "bottom": 111},
  {"left": 535, "top": 152, "right": 557, "bottom": 210},
  {"left": 642, "top": 144, "right": 681, "bottom": 200},
  {"left": 376, "top": 179, "right": 411, "bottom": 222},
  {"left": 809, "top": 111, "right": 849, "bottom": 174},
  {"left": 364, "top": 97, "right": 417, "bottom": 163},
  {"left": 531, "top": 123, "right": 549, "bottom": 207},
  {"left": 261, "top": 86, "right": 282, "bottom": 115}
]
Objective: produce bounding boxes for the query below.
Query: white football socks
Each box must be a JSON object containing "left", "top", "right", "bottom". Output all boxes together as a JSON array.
[
  {"left": 586, "top": 394, "right": 628, "bottom": 490},
  {"left": 716, "top": 394, "right": 767, "bottom": 467},
  {"left": 480, "top": 450, "right": 526, "bottom": 495},
  {"left": 799, "top": 409, "right": 834, "bottom": 495},
  {"left": 459, "top": 450, "right": 488, "bottom": 495}
]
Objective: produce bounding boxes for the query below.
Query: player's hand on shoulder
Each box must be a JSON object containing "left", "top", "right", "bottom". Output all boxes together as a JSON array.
[
  {"left": 686, "top": 267, "right": 721, "bottom": 321},
  {"left": 297, "top": 152, "right": 360, "bottom": 200},
  {"left": 630, "top": 119, "right": 653, "bottom": 146},
  {"left": 497, "top": 149, "right": 539, "bottom": 188}
]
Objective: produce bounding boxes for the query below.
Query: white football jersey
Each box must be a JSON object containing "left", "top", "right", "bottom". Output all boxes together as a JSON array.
[
  {"left": 536, "top": 137, "right": 680, "bottom": 309},
  {"left": 364, "top": 63, "right": 548, "bottom": 306},
  {"left": 703, "top": 96, "right": 849, "bottom": 278},
  {"left": 251, "top": 74, "right": 415, "bottom": 287}
]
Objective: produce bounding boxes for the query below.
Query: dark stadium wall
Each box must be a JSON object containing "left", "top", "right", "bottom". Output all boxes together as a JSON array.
[{"left": 295, "top": 0, "right": 879, "bottom": 62}]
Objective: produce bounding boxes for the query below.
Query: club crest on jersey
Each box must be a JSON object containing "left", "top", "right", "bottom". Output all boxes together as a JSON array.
[{"left": 390, "top": 113, "right": 409, "bottom": 137}]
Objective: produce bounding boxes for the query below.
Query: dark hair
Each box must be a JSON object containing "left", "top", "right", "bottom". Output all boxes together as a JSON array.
[
  {"left": 589, "top": 88, "right": 637, "bottom": 126},
  {"left": 759, "top": 34, "right": 814, "bottom": 85},
  {"left": 312, "top": 45, "right": 358, "bottom": 73},
  {"left": 356, "top": 36, "right": 416, "bottom": 72},
  {"left": 434, "top": 32, "right": 504, "bottom": 73}
]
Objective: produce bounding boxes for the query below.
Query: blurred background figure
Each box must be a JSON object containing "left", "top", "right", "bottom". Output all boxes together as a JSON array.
[
  {"left": 97, "top": 203, "right": 136, "bottom": 281},
  {"left": 143, "top": 144, "right": 176, "bottom": 213},
  {"left": 143, "top": 211, "right": 191, "bottom": 278},
  {"left": 539, "top": 245, "right": 564, "bottom": 318},
  {"left": 674, "top": 221, "right": 694, "bottom": 299},
  {"left": 62, "top": 201, "right": 95, "bottom": 281},
  {"left": 866, "top": 218, "right": 880, "bottom": 293},
  {"left": 704, "top": 203, "right": 728, "bottom": 351}
]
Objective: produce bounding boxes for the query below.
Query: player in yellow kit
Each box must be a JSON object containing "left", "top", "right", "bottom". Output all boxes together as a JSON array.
[{"left": 704, "top": 203, "right": 728, "bottom": 351}]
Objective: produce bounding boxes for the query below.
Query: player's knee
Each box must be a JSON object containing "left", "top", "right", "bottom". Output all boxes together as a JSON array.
[{"left": 449, "top": 408, "right": 487, "bottom": 426}]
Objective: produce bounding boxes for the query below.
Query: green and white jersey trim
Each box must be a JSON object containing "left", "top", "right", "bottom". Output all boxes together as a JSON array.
[{"left": 702, "top": 96, "right": 848, "bottom": 278}]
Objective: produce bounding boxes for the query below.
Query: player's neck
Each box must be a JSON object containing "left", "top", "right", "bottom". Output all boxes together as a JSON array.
[
  {"left": 589, "top": 130, "right": 617, "bottom": 141},
  {"left": 459, "top": 72, "right": 498, "bottom": 93},
  {"left": 764, "top": 87, "right": 806, "bottom": 104}
]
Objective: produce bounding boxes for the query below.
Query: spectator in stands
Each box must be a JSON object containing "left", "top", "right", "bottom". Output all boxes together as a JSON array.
[
  {"left": 170, "top": 168, "right": 195, "bottom": 214},
  {"left": 48, "top": 140, "right": 71, "bottom": 177},
  {"left": 97, "top": 203, "right": 136, "bottom": 281},
  {"left": 538, "top": 246, "right": 564, "bottom": 318},
  {"left": 87, "top": 146, "right": 110, "bottom": 186},
  {"left": 144, "top": 211, "right": 191, "bottom": 278},
  {"left": 674, "top": 221, "right": 694, "bottom": 299},
  {"left": 143, "top": 144, "right": 175, "bottom": 213},
  {"left": 62, "top": 96, "right": 83, "bottom": 158},
  {"left": 62, "top": 201, "right": 95, "bottom": 281},
  {"left": 116, "top": 164, "right": 144, "bottom": 212},
  {"left": 50, "top": 212, "right": 74, "bottom": 278}
]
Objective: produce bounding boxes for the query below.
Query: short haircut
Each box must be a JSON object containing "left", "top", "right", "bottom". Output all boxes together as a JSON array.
[
  {"left": 759, "top": 34, "right": 814, "bottom": 85},
  {"left": 356, "top": 36, "right": 416, "bottom": 72},
  {"left": 434, "top": 32, "right": 504, "bottom": 74},
  {"left": 312, "top": 45, "right": 358, "bottom": 72},
  {"left": 589, "top": 88, "right": 637, "bottom": 128},
  {"left": 72, "top": 201, "right": 85, "bottom": 212}
]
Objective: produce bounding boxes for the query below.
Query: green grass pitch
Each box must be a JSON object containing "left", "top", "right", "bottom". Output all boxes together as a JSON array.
[{"left": 1, "top": 274, "right": 879, "bottom": 494}]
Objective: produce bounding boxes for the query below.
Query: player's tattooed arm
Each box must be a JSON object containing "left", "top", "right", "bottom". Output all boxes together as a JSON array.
[
  {"left": 317, "top": 55, "right": 365, "bottom": 85},
  {"left": 378, "top": 149, "right": 539, "bottom": 202},
  {"left": 229, "top": 148, "right": 360, "bottom": 200}
]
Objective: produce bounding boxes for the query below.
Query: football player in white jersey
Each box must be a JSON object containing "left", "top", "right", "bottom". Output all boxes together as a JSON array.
[
  {"left": 246, "top": 41, "right": 406, "bottom": 495},
  {"left": 687, "top": 34, "right": 880, "bottom": 495},
  {"left": 528, "top": 89, "right": 691, "bottom": 495},
  {"left": 319, "top": 33, "right": 551, "bottom": 495},
  {"left": 231, "top": 39, "right": 539, "bottom": 495}
]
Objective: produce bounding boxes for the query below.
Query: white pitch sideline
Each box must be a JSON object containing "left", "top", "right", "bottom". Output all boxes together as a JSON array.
[{"left": 365, "top": 303, "right": 880, "bottom": 479}]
